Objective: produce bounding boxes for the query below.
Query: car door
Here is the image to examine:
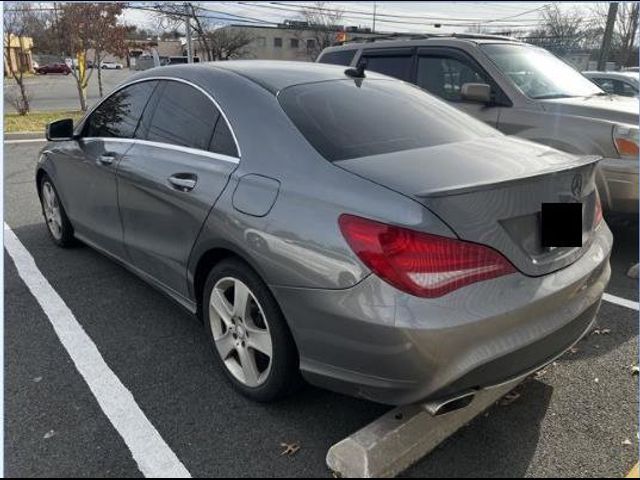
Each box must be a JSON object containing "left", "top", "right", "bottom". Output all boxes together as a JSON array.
[
  {"left": 116, "top": 79, "right": 240, "bottom": 298},
  {"left": 415, "top": 48, "right": 507, "bottom": 127},
  {"left": 52, "top": 80, "right": 158, "bottom": 259}
]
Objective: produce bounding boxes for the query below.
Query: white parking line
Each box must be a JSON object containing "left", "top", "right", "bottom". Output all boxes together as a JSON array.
[
  {"left": 603, "top": 293, "right": 639, "bottom": 311},
  {"left": 3, "top": 138, "right": 46, "bottom": 144},
  {"left": 3, "top": 224, "right": 191, "bottom": 478}
]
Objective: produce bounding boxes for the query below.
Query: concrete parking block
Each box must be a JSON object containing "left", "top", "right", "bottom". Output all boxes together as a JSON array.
[{"left": 326, "top": 380, "right": 522, "bottom": 478}]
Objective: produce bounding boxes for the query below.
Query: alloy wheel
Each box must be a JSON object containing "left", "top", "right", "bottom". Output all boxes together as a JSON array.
[
  {"left": 42, "top": 181, "right": 63, "bottom": 240},
  {"left": 209, "top": 277, "right": 273, "bottom": 387}
]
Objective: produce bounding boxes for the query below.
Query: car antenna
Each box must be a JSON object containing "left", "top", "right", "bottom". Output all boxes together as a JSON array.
[{"left": 345, "top": 62, "right": 366, "bottom": 79}]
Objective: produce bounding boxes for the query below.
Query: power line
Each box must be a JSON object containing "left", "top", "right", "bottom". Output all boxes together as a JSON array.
[
  {"left": 233, "top": 1, "right": 563, "bottom": 28},
  {"left": 126, "top": 4, "right": 278, "bottom": 26},
  {"left": 268, "top": 1, "right": 548, "bottom": 23}
]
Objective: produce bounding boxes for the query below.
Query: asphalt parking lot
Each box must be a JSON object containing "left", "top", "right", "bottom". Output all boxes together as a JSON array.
[
  {"left": 4, "top": 137, "right": 639, "bottom": 477},
  {"left": 4, "top": 69, "right": 135, "bottom": 112}
]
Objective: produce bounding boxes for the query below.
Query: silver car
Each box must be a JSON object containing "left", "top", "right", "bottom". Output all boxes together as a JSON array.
[
  {"left": 583, "top": 71, "right": 639, "bottom": 98},
  {"left": 319, "top": 35, "right": 639, "bottom": 214},
  {"left": 38, "top": 61, "right": 612, "bottom": 406}
]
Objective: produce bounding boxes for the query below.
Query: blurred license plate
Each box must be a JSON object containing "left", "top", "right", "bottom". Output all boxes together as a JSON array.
[{"left": 541, "top": 203, "right": 582, "bottom": 248}]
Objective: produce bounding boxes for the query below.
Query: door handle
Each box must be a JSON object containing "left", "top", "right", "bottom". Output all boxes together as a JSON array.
[
  {"left": 168, "top": 174, "right": 197, "bottom": 192},
  {"left": 98, "top": 153, "right": 116, "bottom": 166}
]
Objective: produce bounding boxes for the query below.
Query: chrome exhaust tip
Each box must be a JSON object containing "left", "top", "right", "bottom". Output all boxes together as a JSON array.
[{"left": 423, "top": 391, "right": 476, "bottom": 416}]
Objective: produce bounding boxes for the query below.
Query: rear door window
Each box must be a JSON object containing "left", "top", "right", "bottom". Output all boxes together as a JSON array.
[
  {"left": 210, "top": 117, "right": 238, "bottom": 157},
  {"left": 318, "top": 50, "right": 357, "bottom": 66},
  {"left": 359, "top": 50, "right": 414, "bottom": 82},
  {"left": 145, "top": 81, "right": 220, "bottom": 152},
  {"left": 279, "top": 79, "right": 497, "bottom": 162}
]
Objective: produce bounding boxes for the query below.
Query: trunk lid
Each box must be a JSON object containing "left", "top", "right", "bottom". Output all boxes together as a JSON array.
[{"left": 336, "top": 135, "right": 601, "bottom": 276}]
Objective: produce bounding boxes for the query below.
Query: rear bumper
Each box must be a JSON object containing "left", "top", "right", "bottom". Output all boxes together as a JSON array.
[
  {"left": 597, "top": 158, "right": 638, "bottom": 213},
  {"left": 273, "top": 224, "right": 613, "bottom": 405}
]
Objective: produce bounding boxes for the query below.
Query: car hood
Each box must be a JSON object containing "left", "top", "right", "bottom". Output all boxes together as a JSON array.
[{"left": 539, "top": 94, "right": 639, "bottom": 125}]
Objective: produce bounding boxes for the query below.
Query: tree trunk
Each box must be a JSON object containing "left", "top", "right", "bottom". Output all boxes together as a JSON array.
[
  {"left": 96, "top": 52, "right": 103, "bottom": 97},
  {"left": 17, "top": 75, "right": 29, "bottom": 113},
  {"left": 75, "top": 78, "right": 87, "bottom": 111}
]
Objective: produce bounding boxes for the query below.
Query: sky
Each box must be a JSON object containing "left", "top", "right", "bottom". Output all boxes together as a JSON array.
[{"left": 122, "top": 1, "right": 602, "bottom": 35}]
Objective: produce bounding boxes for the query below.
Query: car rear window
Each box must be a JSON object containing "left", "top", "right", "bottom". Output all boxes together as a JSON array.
[{"left": 278, "top": 79, "right": 497, "bottom": 162}]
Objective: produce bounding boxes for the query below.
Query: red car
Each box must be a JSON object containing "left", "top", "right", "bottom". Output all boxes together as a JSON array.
[{"left": 35, "top": 63, "right": 71, "bottom": 75}]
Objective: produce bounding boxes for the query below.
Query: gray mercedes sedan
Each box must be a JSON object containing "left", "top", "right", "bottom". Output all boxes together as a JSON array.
[{"left": 37, "top": 61, "right": 612, "bottom": 407}]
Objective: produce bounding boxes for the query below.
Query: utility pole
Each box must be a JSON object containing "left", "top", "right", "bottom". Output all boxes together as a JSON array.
[
  {"left": 372, "top": 1, "right": 377, "bottom": 34},
  {"left": 598, "top": 2, "right": 619, "bottom": 71},
  {"left": 184, "top": 2, "right": 193, "bottom": 63}
]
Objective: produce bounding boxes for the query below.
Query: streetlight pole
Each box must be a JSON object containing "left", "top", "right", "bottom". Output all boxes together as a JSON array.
[{"left": 372, "top": 1, "right": 377, "bottom": 34}]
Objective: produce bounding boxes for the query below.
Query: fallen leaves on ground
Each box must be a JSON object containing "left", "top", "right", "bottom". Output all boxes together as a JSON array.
[
  {"left": 280, "top": 442, "right": 301, "bottom": 456},
  {"left": 499, "top": 391, "right": 521, "bottom": 406}
]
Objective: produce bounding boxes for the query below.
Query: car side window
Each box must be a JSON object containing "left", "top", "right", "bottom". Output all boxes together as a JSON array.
[
  {"left": 210, "top": 117, "right": 238, "bottom": 157},
  {"left": 318, "top": 50, "right": 357, "bottom": 66},
  {"left": 617, "top": 80, "right": 637, "bottom": 96},
  {"left": 145, "top": 81, "right": 221, "bottom": 152},
  {"left": 83, "top": 81, "right": 157, "bottom": 138},
  {"left": 360, "top": 53, "right": 413, "bottom": 82},
  {"left": 417, "top": 56, "right": 489, "bottom": 102},
  {"left": 594, "top": 78, "right": 615, "bottom": 94}
]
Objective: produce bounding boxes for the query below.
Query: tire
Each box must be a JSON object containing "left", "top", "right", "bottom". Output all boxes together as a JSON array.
[
  {"left": 203, "top": 258, "right": 301, "bottom": 402},
  {"left": 39, "top": 174, "right": 75, "bottom": 247}
]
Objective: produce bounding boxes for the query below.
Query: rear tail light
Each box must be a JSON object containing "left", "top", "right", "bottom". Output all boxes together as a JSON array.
[
  {"left": 593, "top": 190, "right": 603, "bottom": 227},
  {"left": 338, "top": 214, "right": 516, "bottom": 298}
]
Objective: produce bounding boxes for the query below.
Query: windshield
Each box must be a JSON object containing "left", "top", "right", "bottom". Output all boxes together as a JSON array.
[
  {"left": 481, "top": 44, "right": 603, "bottom": 99},
  {"left": 279, "top": 79, "right": 498, "bottom": 162}
]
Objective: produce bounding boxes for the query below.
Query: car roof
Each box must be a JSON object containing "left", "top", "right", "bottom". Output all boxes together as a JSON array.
[
  {"left": 321, "top": 34, "right": 524, "bottom": 53},
  {"left": 132, "top": 60, "right": 390, "bottom": 95},
  {"left": 583, "top": 71, "right": 638, "bottom": 80}
]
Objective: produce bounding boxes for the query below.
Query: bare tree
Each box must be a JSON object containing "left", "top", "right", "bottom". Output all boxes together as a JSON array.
[
  {"left": 527, "top": 4, "right": 589, "bottom": 56},
  {"left": 150, "top": 2, "right": 212, "bottom": 59},
  {"left": 3, "top": 2, "right": 35, "bottom": 115},
  {"left": 591, "top": 2, "right": 640, "bottom": 67},
  {"left": 57, "top": 3, "right": 96, "bottom": 111},
  {"left": 297, "top": 2, "right": 344, "bottom": 60},
  {"left": 150, "top": 2, "right": 253, "bottom": 61},
  {"left": 90, "top": 3, "right": 128, "bottom": 97},
  {"left": 204, "top": 27, "right": 254, "bottom": 60}
]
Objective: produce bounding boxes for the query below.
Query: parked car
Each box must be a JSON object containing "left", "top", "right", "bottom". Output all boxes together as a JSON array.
[
  {"left": 35, "top": 62, "right": 71, "bottom": 75},
  {"left": 583, "top": 71, "right": 639, "bottom": 97},
  {"left": 623, "top": 66, "right": 639, "bottom": 73},
  {"left": 38, "top": 62, "right": 611, "bottom": 406},
  {"left": 100, "top": 60, "right": 123, "bottom": 69},
  {"left": 319, "top": 35, "right": 639, "bottom": 213}
]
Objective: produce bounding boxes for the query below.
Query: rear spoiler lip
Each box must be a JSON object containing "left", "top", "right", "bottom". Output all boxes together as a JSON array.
[{"left": 415, "top": 155, "right": 602, "bottom": 199}]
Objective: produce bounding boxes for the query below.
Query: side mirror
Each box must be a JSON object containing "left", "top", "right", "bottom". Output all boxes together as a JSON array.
[
  {"left": 461, "top": 83, "right": 492, "bottom": 104},
  {"left": 46, "top": 118, "right": 75, "bottom": 141}
]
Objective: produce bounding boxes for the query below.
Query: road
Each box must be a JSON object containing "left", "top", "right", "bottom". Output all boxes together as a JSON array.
[
  {"left": 4, "top": 69, "right": 135, "bottom": 113},
  {"left": 4, "top": 138, "right": 639, "bottom": 477}
]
